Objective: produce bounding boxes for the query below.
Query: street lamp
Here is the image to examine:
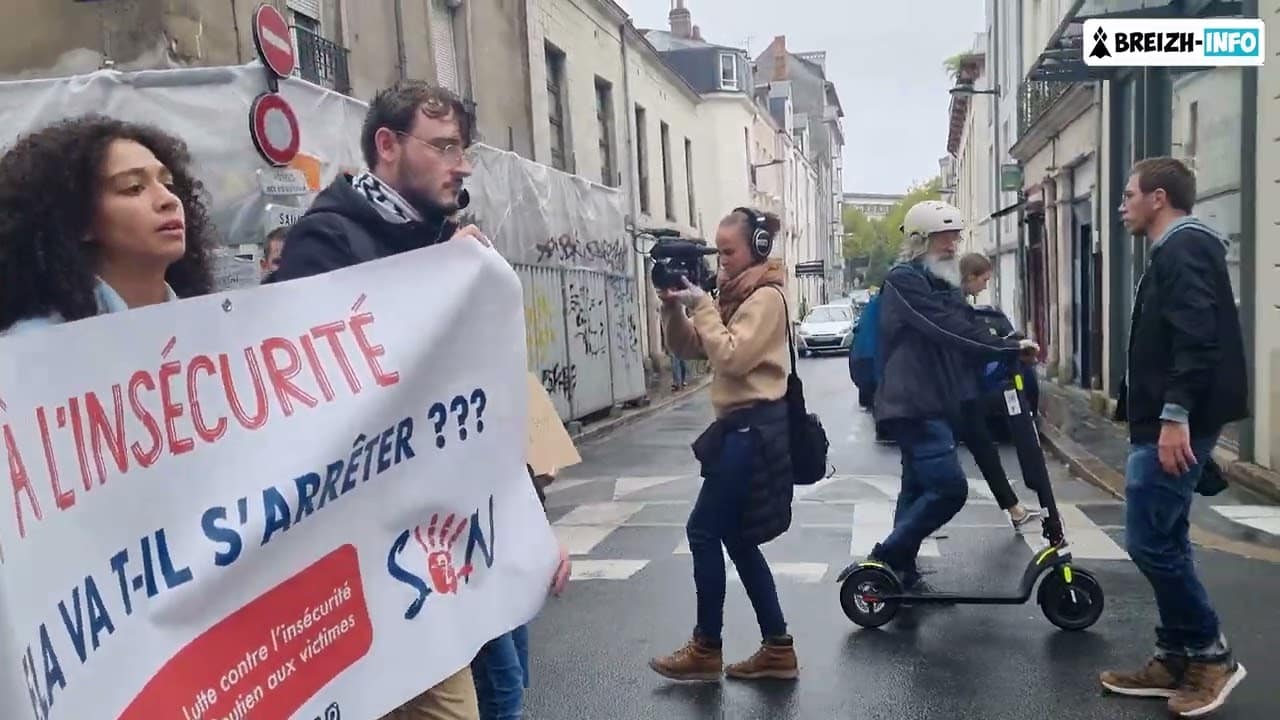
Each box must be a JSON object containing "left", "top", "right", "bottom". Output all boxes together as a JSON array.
[
  {"left": 948, "top": 79, "right": 1005, "bottom": 307},
  {"left": 949, "top": 81, "right": 1001, "bottom": 97}
]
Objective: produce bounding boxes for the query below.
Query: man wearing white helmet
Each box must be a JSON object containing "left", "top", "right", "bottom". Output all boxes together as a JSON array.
[{"left": 865, "top": 200, "right": 1038, "bottom": 592}]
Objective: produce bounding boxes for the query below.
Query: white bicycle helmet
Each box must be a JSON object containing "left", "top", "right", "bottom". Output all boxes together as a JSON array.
[{"left": 901, "top": 200, "right": 966, "bottom": 240}]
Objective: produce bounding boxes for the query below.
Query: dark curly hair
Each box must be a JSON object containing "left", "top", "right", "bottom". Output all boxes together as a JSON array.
[{"left": 0, "top": 114, "right": 216, "bottom": 331}]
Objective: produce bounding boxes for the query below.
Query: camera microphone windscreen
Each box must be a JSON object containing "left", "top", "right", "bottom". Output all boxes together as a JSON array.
[{"left": 650, "top": 240, "right": 717, "bottom": 259}]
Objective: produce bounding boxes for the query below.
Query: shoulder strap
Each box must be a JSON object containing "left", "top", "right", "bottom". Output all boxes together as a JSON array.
[{"left": 768, "top": 287, "right": 799, "bottom": 378}]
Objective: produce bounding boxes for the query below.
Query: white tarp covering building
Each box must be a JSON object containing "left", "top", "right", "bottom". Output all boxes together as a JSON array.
[{"left": 0, "top": 63, "right": 645, "bottom": 419}]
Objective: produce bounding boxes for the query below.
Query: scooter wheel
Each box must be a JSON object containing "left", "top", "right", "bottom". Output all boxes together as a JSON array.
[
  {"left": 839, "top": 567, "right": 901, "bottom": 628},
  {"left": 1038, "top": 567, "right": 1104, "bottom": 631}
]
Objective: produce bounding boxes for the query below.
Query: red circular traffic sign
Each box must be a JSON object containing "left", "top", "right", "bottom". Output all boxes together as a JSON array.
[
  {"left": 252, "top": 4, "right": 296, "bottom": 78},
  {"left": 249, "top": 92, "right": 301, "bottom": 167}
]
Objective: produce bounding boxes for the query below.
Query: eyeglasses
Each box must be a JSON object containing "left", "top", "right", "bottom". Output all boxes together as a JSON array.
[{"left": 395, "top": 132, "right": 467, "bottom": 165}]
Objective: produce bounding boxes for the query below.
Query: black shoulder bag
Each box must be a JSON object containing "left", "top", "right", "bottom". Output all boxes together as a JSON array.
[{"left": 771, "top": 288, "right": 831, "bottom": 485}]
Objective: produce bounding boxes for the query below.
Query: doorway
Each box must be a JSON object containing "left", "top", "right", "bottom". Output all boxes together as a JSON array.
[{"left": 1071, "top": 199, "right": 1095, "bottom": 389}]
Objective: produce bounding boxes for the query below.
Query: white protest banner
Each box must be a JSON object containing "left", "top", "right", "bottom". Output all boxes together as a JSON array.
[{"left": 0, "top": 241, "right": 557, "bottom": 720}]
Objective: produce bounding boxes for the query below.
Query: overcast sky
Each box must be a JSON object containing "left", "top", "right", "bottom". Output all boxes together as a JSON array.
[{"left": 617, "top": 0, "right": 986, "bottom": 194}]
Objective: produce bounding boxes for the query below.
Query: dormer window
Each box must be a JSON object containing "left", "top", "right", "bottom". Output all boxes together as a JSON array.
[{"left": 719, "top": 52, "right": 739, "bottom": 90}]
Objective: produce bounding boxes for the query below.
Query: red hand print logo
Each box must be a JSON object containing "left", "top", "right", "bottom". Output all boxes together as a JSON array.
[{"left": 413, "top": 513, "right": 473, "bottom": 595}]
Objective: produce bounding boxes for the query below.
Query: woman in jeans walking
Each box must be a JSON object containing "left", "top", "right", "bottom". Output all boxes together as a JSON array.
[
  {"left": 956, "top": 254, "right": 1039, "bottom": 529},
  {"left": 649, "top": 207, "right": 797, "bottom": 682}
]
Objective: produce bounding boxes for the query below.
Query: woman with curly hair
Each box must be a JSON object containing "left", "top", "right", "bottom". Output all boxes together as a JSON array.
[{"left": 0, "top": 114, "right": 215, "bottom": 335}]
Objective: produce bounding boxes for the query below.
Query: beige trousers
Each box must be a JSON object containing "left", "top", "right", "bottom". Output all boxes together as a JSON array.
[{"left": 379, "top": 667, "right": 479, "bottom": 720}]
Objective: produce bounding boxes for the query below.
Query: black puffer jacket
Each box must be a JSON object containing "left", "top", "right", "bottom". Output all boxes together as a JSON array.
[
  {"left": 267, "top": 173, "right": 458, "bottom": 281},
  {"left": 874, "top": 260, "right": 1023, "bottom": 425},
  {"left": 692, "top": 399, "right": 793, "bottom": 545}
]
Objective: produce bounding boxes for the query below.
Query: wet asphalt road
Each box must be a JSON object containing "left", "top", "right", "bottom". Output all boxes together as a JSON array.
[{"left": 523, "top": 355, "right": 1280, "bottom": 719}]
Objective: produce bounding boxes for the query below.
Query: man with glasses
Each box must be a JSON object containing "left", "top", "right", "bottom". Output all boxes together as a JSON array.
[
  {"left": 269, "top": 81, "right": 490, "bottom": 720},
  {"left": 270, "top": 80, "right": 487, "bottom": 281}
]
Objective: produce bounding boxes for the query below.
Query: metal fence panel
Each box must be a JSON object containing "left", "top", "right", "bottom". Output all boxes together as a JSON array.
[
  {"left": 517, "top": 264, "right": 573, "bottom": 419},
  {"left": 562, "top": 269, "right": 614, "bottom": 417},
  {"left": 605, "top": 274, "right": 646, "bottom": 403}
]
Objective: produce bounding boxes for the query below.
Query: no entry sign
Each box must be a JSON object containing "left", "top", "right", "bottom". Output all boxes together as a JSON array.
[
  {"left": 252, "top": 3, "right": 296, "bottom": 78},
  {"left": 249, "top": 92, "right": 301, "bottom": 167}
]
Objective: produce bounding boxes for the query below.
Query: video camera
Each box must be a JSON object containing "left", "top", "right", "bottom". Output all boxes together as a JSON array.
[{"left": 634, "top": 228, "right": 718, "bottom": 292}]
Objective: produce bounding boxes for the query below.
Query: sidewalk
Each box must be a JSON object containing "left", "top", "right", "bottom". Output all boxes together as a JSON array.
[
  {"left": 1036, "top": 379, "right": 1280, "bottom": 561},
  {"left": 566, "top": 365, "right": 710, "bottom": 444}
]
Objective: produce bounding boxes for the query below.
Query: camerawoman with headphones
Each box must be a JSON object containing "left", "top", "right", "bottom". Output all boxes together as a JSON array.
[{"left": 648, "top": 207, "right": 799, "bottom": 683}]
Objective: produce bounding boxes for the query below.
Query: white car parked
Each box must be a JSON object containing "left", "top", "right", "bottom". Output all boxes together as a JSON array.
[{"left": 796, "top": 304, "right": 856, "bottom": 357}]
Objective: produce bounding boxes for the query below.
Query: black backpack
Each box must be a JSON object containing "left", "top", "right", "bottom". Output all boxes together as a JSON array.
[{"left": 771, "top": 289, "right": 831, "bottom": 485}]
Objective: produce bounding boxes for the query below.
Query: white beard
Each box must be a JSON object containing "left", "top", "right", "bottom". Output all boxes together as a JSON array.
[{"left": 924, "top": 255, "right": 962, "bottom": 288}]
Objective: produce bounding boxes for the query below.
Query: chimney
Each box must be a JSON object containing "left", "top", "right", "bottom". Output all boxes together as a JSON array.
[
  {"left": 692, "top": 25, "right": 703, "bottom": 41},
  {"left": 770, "top": 35, "right": 788, "bottom": 82},
  {"left": 669, "top": 0, "right": 693, "bottom": 39}
]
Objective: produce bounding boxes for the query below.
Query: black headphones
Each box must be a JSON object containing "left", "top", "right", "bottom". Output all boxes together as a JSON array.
[{"left": 734, "top": 207, "right": 773, "bottom": 262}]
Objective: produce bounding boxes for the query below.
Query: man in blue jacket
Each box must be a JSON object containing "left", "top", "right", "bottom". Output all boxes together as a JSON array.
[
  {"left": 849, "top": 292, "right": 881, "bottom": 409},
  {"left": 865, "top": 201, "right": 1037, "bottom": 591}
]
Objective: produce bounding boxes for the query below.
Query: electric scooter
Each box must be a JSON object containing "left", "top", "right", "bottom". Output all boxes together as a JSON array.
[{"left": 835, "top": 370, "right": 1106, "bottom": 631}]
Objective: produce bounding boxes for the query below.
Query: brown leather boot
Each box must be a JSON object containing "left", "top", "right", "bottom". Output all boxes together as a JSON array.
[
  {"left": 725, "top": 637, "right": 798, "bottom": 680},
  {"left": 1167, "top": 659, "right": 1247, "bottom": 717},
  {"left": 1100, "top": 656, "right": 1187, "bottom": 698},
  {"left": 649, "top": 636, "right": 723, "bottom": 682}
]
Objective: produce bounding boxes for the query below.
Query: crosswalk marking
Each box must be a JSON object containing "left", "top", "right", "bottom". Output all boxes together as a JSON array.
[
  {"left": 849, "top": 502, "right": 941, "bottom": 558},
  {"left": 967, "top": 478, "right": 995, "bottom": 501},
  {"left": 554, "top": 501, "right": 644, "bottom": 526},
  {"left": 730, "top": 562, "right": 828, "bottom": 584},
  {"left": 1026, "top": 504, "right": 1128, "bottom": 560},
  {"left": 543, "top": 477, "right": 600, "bottom": 495},
  {"left": 669, "top": 541, "right": 829, "bottom": 584},
  {"left": 569, "top": 559, "right": 649, "bottom": 581},
  {"left": 1213, "top": 505, "right": 1280, "bottom": 535},
  {"left": 614, "top": 476, "right": 681, "bottom": 499},
  {"left": 552, "top": 525, "right": 617, "bottom": 556},
  {"left": 544, "top": 475, "right": 1129, "bottom": 581},
  {"left": 859, "top": 476, "right": 902, "bottom": 499}
]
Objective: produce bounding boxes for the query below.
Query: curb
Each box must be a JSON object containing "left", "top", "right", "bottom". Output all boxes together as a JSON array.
[
  {"left": 568, "top": 377, "right": 710, "bottom": 444},
  {"left": 1038, "top": 383, "right": 1280, "bottom": 504},
  {"left": 1037, "top": 423, "right": 1124, "bottom": 500},
  {"left": 1039, "top": 420, "right": 1280, "bottom": 563},
  {"left": 1214, "top": 456, "right": 1280, "bottom": 505}
]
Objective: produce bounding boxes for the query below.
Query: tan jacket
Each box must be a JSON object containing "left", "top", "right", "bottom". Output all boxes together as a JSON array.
[{"left": 662, "top": 288, "right": 789, "bottom": 417}]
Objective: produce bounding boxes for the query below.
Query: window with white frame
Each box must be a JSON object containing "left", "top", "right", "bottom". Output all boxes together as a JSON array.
[{"left": 719, "top": 52, "right": 739, "bottom": 90}]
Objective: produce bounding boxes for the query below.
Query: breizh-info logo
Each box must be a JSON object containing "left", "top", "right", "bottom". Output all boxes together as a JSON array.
[{"left": 1082, "top": 18, "right": 1265, "bottom": 66}]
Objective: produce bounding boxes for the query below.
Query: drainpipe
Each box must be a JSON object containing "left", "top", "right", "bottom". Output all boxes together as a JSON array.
[
  {"left": 1092, "top": 80, "right": 1104, "bottom": 392},
  {"left": 991, "top": 0, "right": 1003, "bottom": 308},
  {"left": 619, "top": 22, "right": 661, "bottom": 370},
  {"left": 393, "top": 0, "right": 407, "bottom": 80},
  {"left": 230, "top": 0, "right": 244, "bottom": 63}
]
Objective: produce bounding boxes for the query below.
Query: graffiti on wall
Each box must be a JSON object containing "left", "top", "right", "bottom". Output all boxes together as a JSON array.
[
  {"left": 525, "top": 291, "right": 559, "bottom": 356},
  {"left": 607, "top": 275, "right": 641, "bottom": 363},
  {"left": 541, "top": 362, "right": 578, "bottom": 403},
  {"left": 535, "top": 233, "right": 629, "bottom": 274},
  {"left": 566, "top": 282, "right": 608, "bottom": 358}
]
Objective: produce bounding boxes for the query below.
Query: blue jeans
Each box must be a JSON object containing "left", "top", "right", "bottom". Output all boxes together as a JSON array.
[
  {"left": 470, "top": 625, "right": 529, "bottom": 720},
  {"left": 1125, "top": 434, "right": 1222, "bottom": 656},
  {"left": 877, "top": 419, "right": 968, "bottom": 581},
  {"left": 688, "top": 427, "right": 787, "bottom": 643},
  {"left": 670, "top": 353, "right": 687, "bottom": 386}
]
